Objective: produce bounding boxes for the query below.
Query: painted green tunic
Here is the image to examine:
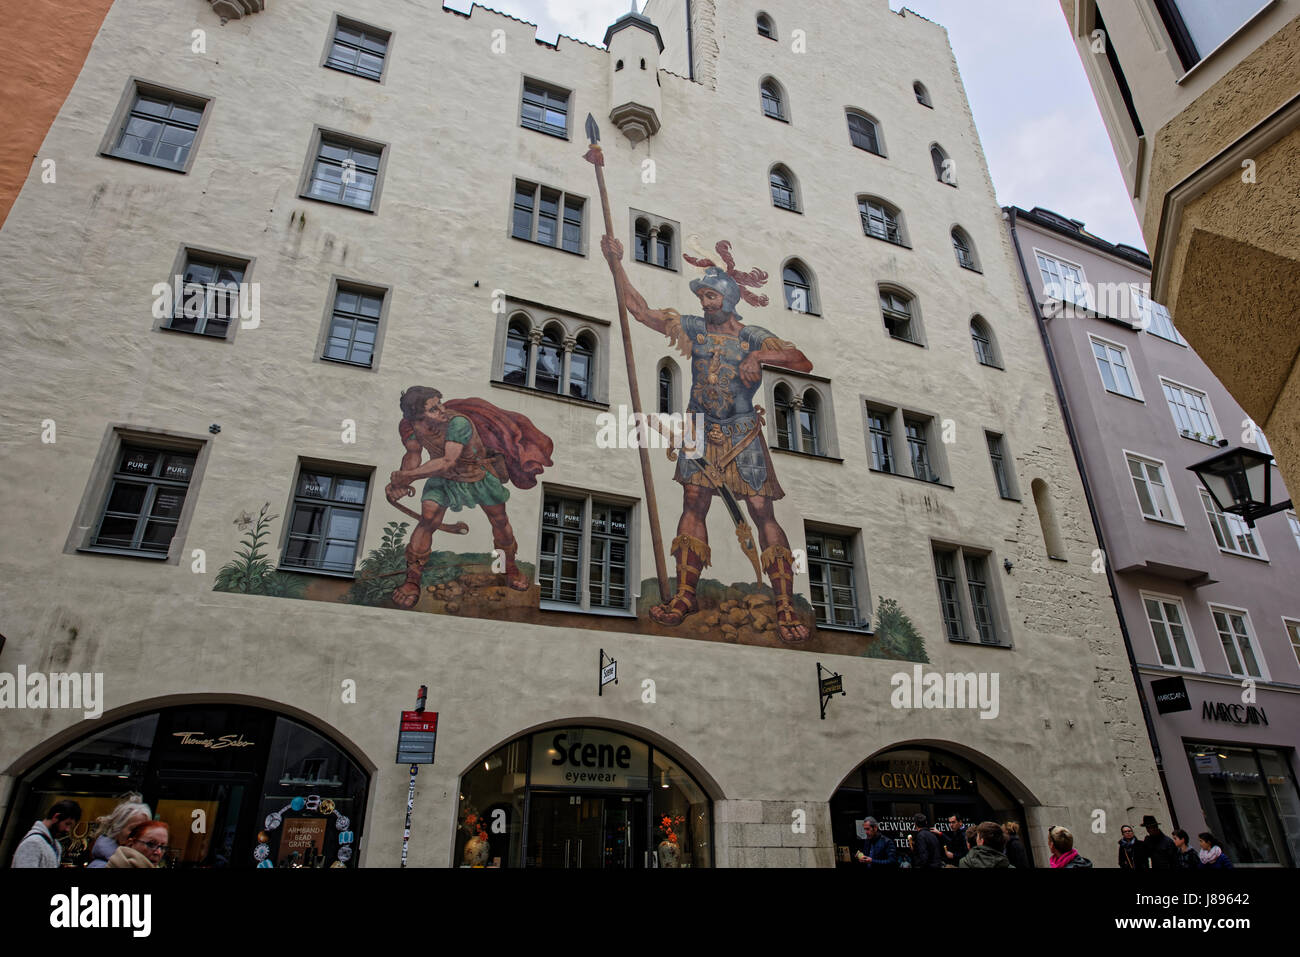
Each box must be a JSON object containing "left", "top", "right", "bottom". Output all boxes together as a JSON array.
[{"left": 419, "top": 415, "right": 510, "bottom": 511}]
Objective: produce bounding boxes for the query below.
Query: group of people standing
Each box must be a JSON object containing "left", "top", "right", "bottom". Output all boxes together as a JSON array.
[
  {"left": 1116, "top": 815, "right": 1233, "bottom": 869},
  {"left": 857, "top": 813, "right": 1037, "bottom": 868},
  {"left": 10, "top": 795, "right": 171, "bottom": 869}
]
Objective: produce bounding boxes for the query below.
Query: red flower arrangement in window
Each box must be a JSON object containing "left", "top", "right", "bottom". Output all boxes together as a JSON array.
[{"left": 657, "top": 813, "right": 686, "bottom": 845}]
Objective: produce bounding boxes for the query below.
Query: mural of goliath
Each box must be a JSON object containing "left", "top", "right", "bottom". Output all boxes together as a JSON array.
[{"left": 386, "top": 387, "right": 553, "bottom": 608}]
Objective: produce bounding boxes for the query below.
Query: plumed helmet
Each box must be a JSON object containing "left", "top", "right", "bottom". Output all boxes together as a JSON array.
[{"left": 689, "top": 266, "right": 742, "bottom": 314}]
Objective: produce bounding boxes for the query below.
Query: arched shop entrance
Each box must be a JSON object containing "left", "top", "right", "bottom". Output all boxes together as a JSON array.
[
  {"left": 2, "top": 702, "right": 371, "bottom": 869},
  {"left": 456, "top": 725, "right": 713, "bottom": 868},
  {"left": 830, "top": 744, "right": 1031, "bottom": 867}
]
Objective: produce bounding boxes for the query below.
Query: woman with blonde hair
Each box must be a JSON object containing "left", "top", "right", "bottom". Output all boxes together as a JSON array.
[
  {"left": 1003, "top": 821, "right": 1031, "bottom": 869},
  {"left": 87, "top": 797, "right": 152, "bottom": 869}
]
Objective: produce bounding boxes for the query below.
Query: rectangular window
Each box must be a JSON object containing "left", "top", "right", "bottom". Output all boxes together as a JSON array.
[
  {"left": 325, "top": 19, "right": 390, "bottom": 81},
  {"left": 1091, "top": 336, "right": 1140, "bottom": 399},
  {"left": 806, "top": 531, "right": 863, "bottom": 628},
  {"left": 92, "top": 446, "right": 196, "bottom": 556},
  {"left": 905, "top": 418, "right": 932, "bottom": 482},
  {"left": 1210, "top": 606, "right": 1263, "bottom": 678},
  {"left": 868, "top": 409, "right": 893, "bottom": 473},
  {"left": 305, "top": 134, "right": 383, "bottom": 211},
  {"left": 1288, "top": 511, "right": 1300, "bottom": 553},
  {"left": 521, "top": 81, "right": 570, "bottom": 137},
  {"left": 1094, "top": 8, "right": 1144, "bottom": 137},
  {"left": 1250, "top": 422, "right": 1272, "bottom": 456},
  {"left": 539, "top": 493, "right": 632, "bottom": 611},
  {"left": 1162, "top": 380, "right": 1217, "bottom": 439},
  {"left": 106, "top": 85, "right": 208, "bottom": 172},
  {"left": 1155, "top": 0, "right": 1271, "bottom": 69},
  {"left": 933, "top": 544, "right": 1006, "bottom": 647},
  {"left": 282, "top": 469, "right": 369, "bottom": 573},
  {"left": 1036, "top": 253, "right": 1090, "bottom": 309},
  {"left": 1200, "top": 489, "right": 1265, "bottom": 558},
  {"left": 165, "top": 253, "right": 248, "bottom": 339},
  {"left": 1127, "top": 453, "right": 1181, "bottom": 523},
  {"left": 987, "top": 432, "right": 1012, "bottom": 499},
  {"left": 1143, "top": 595, "right": 1198, "bottom": 668},
  {"left": 1133, "top": 287, "right": 1181, "bottom": 342},
  {"left": 323, "top": 286, "right": 383, "bottom": 367},
  {"left": 513, "top": 179, "right": 583, "bottom": 253},
  {"left": 1285, "top": 619, "right": 1300, "bottom": 670}
]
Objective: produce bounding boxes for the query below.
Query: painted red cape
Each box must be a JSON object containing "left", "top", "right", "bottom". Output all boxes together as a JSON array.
[{"left": 441, "top": 397, "right": 554, "bottom": 490}]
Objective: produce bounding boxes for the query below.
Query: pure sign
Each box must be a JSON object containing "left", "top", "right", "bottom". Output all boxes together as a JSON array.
[{"left": 395, "top": 711, "right": 438, "bottom": 764}]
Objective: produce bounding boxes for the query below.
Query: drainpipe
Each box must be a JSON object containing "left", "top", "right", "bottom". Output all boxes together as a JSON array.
[
  {"left": 1005, "top": 206, "right": 1176, "bottom": 829},
  {"left": 684, "top": 0, "right": 695, "bottom": 81}
]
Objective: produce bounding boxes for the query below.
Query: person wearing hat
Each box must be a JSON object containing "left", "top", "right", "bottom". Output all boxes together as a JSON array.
[
  {"left": 1137, "top": 814, "right": 1178, "bottom": 869},
  {"left": 600, "top": 234, "right": 813, "bottom": 642}
]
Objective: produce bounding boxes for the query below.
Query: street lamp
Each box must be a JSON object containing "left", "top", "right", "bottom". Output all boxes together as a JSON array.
[{"left": 1187, "top": 446, "right": 1292, "bottom": 528}]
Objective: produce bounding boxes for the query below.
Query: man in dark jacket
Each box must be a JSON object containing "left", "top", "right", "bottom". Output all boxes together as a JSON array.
[
  {"left": 1117, "top": 824, "right": 1139, "bottom": 869},
  {"left": 910, "top": 813, "right": 945, "bottom": 868},
  {"left": 856, "top": 817, "right": 898, "bottom": 868},
  {"left": 1139, "top": 815, "right": 1179, "bottom": 870},
  {"left": 959, "top": 821, "right": 1013, "bottom": 868},
  {"left": 940, "top": 814, "right": 968, "bottom": 865}
]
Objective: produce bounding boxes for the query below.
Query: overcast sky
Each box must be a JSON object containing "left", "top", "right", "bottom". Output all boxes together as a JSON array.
[{"left": 444, "top": 0, "right": 1145, "bottom": 250}]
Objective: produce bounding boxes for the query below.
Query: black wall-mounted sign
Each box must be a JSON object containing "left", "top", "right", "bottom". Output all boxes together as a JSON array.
[
  {"left": 818, "top": 662, "right": 845, "bottom": 720},
  {"left": 1151, "top": 675, "right": 1191, "bottom": 715}
]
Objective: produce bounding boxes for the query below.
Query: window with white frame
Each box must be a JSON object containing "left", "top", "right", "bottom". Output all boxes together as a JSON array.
[
  {"left": 1210, "top": 606, "right": 1264, "bottom": 678},
  {"left": 867, "top": 407, "right": 893, "bottom": 473},
  {"left": 1091, "top": 336, "right": 1141, "bottom": 399},
  {"left": 1142, "top": 594, "right": 1199, "bottom": 669},
  {"left": 1162, "top": 379, "right": 1217, "bottom": 440},
  {"left": 324, "top": 18, "right": 390, "bottom": 81},
  {"left": 512, "top": 179, "right": 584, "bottom": 253},
  {"left": 282, "top": 467, "right": 369, "bottom": 574},
  {"left": 1154, "top": 0, "right": 1271, "bottom": 70},
  {"left": 804, "top": 528, "right": 868, "bottom": 628},
  {"left": 1126, "top": 452, "right": 1181, "bottom": 523},
  {"left": 1132, "top": 287, "right": 1181, "bottom": 342},
  {"left": 1200, "top": 489, "right": 1265, "bottom": 558},
  {"left": 1288, "top": 511, "right": 1300, "bottom": 553},
  {"left": 1036, "top": 252, "right": 1090, "bottom": 309},
  {"left": 932, "top": 544, "right": 1005, "bottom": 646},
  {"left": 520, "top": 80, "right": 571, "bottom": 138},
  {"left": 867, "top": 403, "right": 944, "bottom": 482},
  {"left": 1248, "top": 421, "right": 1272, "bottom": 456},
  {"left": 538, "top": 492, "right": 632, "bottom": 611},
  {"left": 1286, "top": 619, "right": 1300, "bottom": 670},
  {"left": 770, "top": 379, "right": 834, "bottom": 457}
]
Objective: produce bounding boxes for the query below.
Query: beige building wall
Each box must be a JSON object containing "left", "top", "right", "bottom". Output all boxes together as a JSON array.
[
  {"left": 1061, "top": 0, "right": 1300, "bottom": 491},
  {"left": 0, "top": 0, "right": 1163, "bottom": 866}
]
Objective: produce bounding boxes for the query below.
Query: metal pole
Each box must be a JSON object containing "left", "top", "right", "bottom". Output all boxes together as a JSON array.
[{"left": 401, "top": 764, "right": 417, "bottom": 868}]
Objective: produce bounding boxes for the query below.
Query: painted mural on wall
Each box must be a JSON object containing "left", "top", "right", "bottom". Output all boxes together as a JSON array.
[{"left": 212, "top": 115, "right": 929, "bottom": 663}]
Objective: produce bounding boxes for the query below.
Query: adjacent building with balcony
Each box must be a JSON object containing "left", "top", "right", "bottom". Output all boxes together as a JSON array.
[{"left": 1008, "top": 204, "right": 1300, "bottom": 866}]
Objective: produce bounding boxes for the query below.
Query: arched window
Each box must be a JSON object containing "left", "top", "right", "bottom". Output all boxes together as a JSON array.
[
  {"left": 658, "top": 363, "right": 675, "bottom": 414},
  {"left": 569, "top": 332, "right": 594, "bottom": 399},
  {"left": 640, "top": 58, "right": 646, "bottom": 70},
  {"left": 534, "top": 326, "right": 564, "bottom": 393},
  {"left": 656, "top": 225, "right": 673, "bottom": 268},
  {"left": 760, "top": 79, "right": 786, "bottom": 121},
  {"left": 952, "top": 227, "right": 978, "bottom": 271},
  {"left": 504, "top": 318, "right": 531, "bottom": 386},
  {"left": 858, "top": 196, "right": 904, "bottom": 246},
  {"left": 846, "top": 111, "right": 884, "bottom": 156},
  {"left": 783, "top": 260, "right": 815, "bottom": 314},
  {"left": 616, "top": 59, "right": 624, "bottom": 71},
  {"left": 880, "top": 288, "right": 918, "bottom": 343},
  {"left": 931, "top": 144, "right": 955, "bottom": 185},
  {"left": 634, "top": 218, "right": 651, "bottom": 263},
  {"left": 914, "top": 81, "right": 932, "bottom": 107},
  {"left": 769, "top": 165, "right": 798, "bottom": 211},
  {"left": 757, "top": 13, "right": 776, "bottom": 39},
  {"left": 970, "top": 316, "right": 1000, "bottom": 368},
  {"left": 800, "top": 390, "right": 820, "bottom": 455},
  {"left": 774, "top": 385, "right": 795, "bottom": 449}
]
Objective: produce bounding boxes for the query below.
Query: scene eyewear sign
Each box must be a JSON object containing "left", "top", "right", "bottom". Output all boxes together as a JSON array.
[
  {"left": 1151, "top": 676, "right": 1192, "bottom": 715},
  {"left": 529, "top": 729, "right": 649, "bottom": 788},
  {"left": 396, "top": 711, "right": 438, "bottom": 764}
]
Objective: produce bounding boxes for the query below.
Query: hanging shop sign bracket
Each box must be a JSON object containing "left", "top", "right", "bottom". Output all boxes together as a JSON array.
[
  {"left": 599, "top": 648, "right": 617, "bottom": 697},
  {"left": 818, "top": 662, "right": 845, "bottom": 720}
]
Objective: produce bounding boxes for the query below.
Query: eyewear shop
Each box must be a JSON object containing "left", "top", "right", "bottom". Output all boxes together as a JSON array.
[
  {"left": 456, "top": 727, "right": 711, "bottom": 868},
  {"left": 2, "top": 704, "right": 370, "bottom": 868}
]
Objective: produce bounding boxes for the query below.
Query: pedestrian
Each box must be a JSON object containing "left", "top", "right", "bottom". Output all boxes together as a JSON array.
[
  {"left": 1172, "top": 829, "right": 1200, "bottom": 869},
  {"left": 1047, "top": 825, "right": 1093, "bottom": 868},
  {"left": 959, "top": 821, "right": 1013, "bottom": 868},
  {"left": 965, "top": 826, "right": 978, "bottom": 853},
  {"left": 107, "top": 820, "right": 170, "bottom": 868},
  {"left": 940, "top": 814, "right": 967, "bottom": 865},
  {"left": 1003, "top": 821, "right": 1031, "bottom": 869},
  {"left": 11, "top": 799, "right": 82, "bottom": 868},
  {"left": 1117, "top": 824, "right": 1139, "bottom": 869},
  {"left": 910, "top": 813, "right": 945, "bottom": 868},
  {"left": 854, "top": 816, "right": 898, "bottom": 868},
  {"left": 88, "top": 798, "right": 153, "bottom": 869},
  {"left": 1138, "top": 815, "right": 1178, "bottom": 869},
  {"left": 1197, "top": 832, "right": 1233, "bottom": 869}
]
